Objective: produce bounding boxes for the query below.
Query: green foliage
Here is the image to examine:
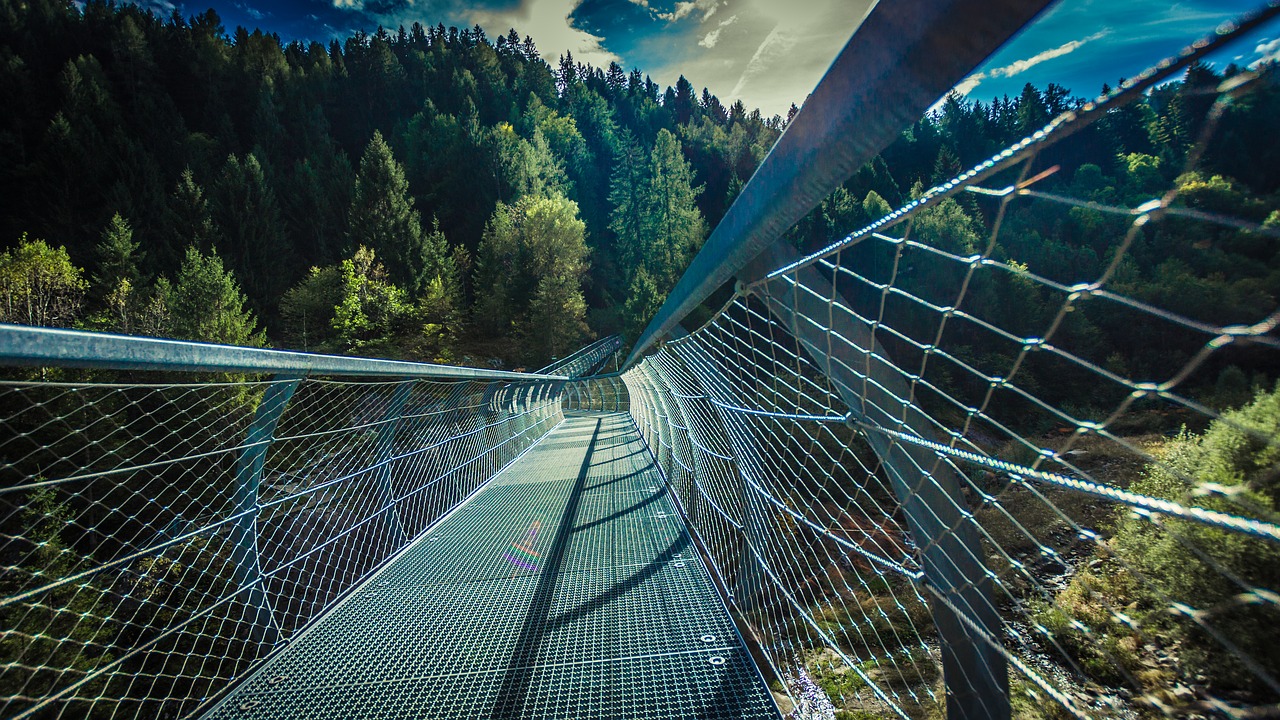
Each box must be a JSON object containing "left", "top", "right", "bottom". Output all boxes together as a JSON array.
[
  {"left": 211, "top": 152, "right": 292, "bottom": 312},
  {"left": 623, "top": 269, "right": 663, "bottom": 342},
  {"left": 643, "top": 129, "right": 706, "bottom": 289},
  {"left": 475, "top": 193, "right": 591, "bottom": 364},
  {"left": 92, "top": 213, "right": 142, "bottom": 297},
  {"left": 349, "top": 131, "right": 436, "bottom": 296},
  {"left": 1043, "top": 384, "right": 1280, "bottom": 696},
  {"left": 0, "top": 234, "right": 87, "bottom": 327},
  {"left": 280, "top": 264, "right": 343, "bottom": 351},
  {"left": 609, "top": 128, "right": 706, "bottom": 338},
  {"left": 161, "top": 169, "right": 220, "bottom": 269},
  {"left": 862, "top": 190, "right": 891, "bottom": 222},
  {"left": 331, "top": 245, "right": 417, "bottom": 350},
  {"left": 0, "top": 488, "right": 115, "bottom": 710},
  {"left": 87, "top": 213, "right": 147, "bottom": 333},
  {"left": 167, "top": 245, "right": 265, "bottom": 346}
]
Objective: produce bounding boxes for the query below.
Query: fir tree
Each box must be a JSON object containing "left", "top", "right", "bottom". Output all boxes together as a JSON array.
[
  {"left": 167, "top": 245, "right": 265, "bottom": 346},
  {"left": 643, "top": 129, "right": 705, "bottom": 289},
  {"left": 348, "top": 130, "right": 433, "bottom": 296}
]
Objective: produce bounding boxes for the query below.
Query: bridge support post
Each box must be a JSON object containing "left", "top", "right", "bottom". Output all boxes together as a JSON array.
[
  {"left": 748, "top": 257, "right": 1009, "bottom": 720},
  {"left": 372, "top": 380, "right": 414, "bottom": 547},
  {"left": 663, "top": 344, "right": 771, "bottom": 614},
  {"left": 232, "top": 375, "right": 301, "bottom": 647}
]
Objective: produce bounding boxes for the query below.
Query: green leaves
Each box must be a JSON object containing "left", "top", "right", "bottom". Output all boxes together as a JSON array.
[
  {"left": 349, "top": 131, "right": 434, "bottom": 297},
  {"left": 475, "top": 193, "right": 591, "bottom": 364},
  {"left": 0, "top": 234, "right": 86, "bottom": 328},
  {"left": 168, "top": 245, "right": 265, "bottom": 347},
  {"left": 609, "top": 129, "right": 706, "bottom": 340}
]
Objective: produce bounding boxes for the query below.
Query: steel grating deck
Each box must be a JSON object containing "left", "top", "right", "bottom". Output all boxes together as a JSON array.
[{"left": 204, "top": 412, "right": 780, "bottom": 719}]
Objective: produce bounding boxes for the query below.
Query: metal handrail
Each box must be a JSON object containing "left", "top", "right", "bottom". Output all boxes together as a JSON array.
[
  {"left": 535, "top": 334, "right": 621, "bottom": 376},
  {"left": 0, "top": 324, "right": 565, "bottom": 381},
  {"left": 624, "top": 0, "right": 1055, "bottom": 367}
]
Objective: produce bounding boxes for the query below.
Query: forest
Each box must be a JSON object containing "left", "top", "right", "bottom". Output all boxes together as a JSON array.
[
  {"left": 1, "top": 0, "right": 1276, "bottom": 383},
  {"left": 2, "top": 1, "right": 1280, "bottom": 718}
]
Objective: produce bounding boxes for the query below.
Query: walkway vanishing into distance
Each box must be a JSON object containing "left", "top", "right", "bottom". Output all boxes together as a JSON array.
[{"left": 202, "top": 413, "right": 779, "bottom": 720}]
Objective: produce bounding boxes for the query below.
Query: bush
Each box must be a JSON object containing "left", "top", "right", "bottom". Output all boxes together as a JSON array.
[{"left": 1041, "top": 383, "right": 1280, "bottom": 699}]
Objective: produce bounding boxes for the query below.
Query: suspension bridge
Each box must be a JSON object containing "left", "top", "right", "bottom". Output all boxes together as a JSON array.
[{"left": 3, "top": 1, "right": 1280, "bottom": 718}]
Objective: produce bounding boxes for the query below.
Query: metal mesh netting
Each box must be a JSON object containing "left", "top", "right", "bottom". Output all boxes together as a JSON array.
[
  {"left": 0, "top": 372, "right": 561, "bottom": 719},
  {"left": 562, "top": 375, "right": 630, "bottom": 413},
  {"left": 624, "top": 6, "right": 1280, "bottom": 719},
  {"left": 535, "top": 336, "right": 623, "bottom": 378}
]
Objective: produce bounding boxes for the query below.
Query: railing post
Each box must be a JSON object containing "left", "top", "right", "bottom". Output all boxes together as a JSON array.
[
  {"left": 372, "top": 380, "right": 414, "bottom": 547},
  {"left": 663, "top": 344, "right": 768, "bottom": 613},
  {"left": 749, "top": 259, "right": 1009, "bottom": 720},
  {"left": 232, "top": 374, "right": 301, "bottom": 647},
  {"left": 643, "top": 356, "right": 716, "bottom": 546}
]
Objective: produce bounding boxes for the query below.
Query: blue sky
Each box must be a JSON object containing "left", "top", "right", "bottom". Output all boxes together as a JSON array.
[{"left": 127, "top": 0, "right": 1280, "bottom": 117}]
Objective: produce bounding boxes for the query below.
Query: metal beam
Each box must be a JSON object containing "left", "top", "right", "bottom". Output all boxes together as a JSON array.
[
  {"left": 231, "top": 375, "right": 301, "bottom": 647},
  {"left": 626, "top": 0, "right": 1055, "bottom": 367},
  {"left": 748, "top": 247, "right": 1009, "bottom": 720},
  {"left": 0, "top": 324, "right": 563, "bottom": 381}
]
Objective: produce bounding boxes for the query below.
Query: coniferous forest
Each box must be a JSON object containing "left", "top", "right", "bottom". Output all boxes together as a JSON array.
[
  {"left": 2, "top": 0, "right": 1278, "bottom": 382},
  {"left": 4, "top": 2, "right": 1280, "bottom": 717}
]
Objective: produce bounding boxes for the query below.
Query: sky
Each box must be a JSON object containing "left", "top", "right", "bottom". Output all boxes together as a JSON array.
[{"left": 125, "top": 0, "right": 1280, "bottom": 117}]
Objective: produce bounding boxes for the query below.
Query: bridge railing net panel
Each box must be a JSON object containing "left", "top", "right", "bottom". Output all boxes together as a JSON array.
[
  {"left": 561, "top": 375, "right": 630, "bottom": 413},
  {"left": 0, "top": 372, "right": 561, "bottom": 719},
  {"left": 625, "top": 9, "right": 1280, "bottom": 719}
]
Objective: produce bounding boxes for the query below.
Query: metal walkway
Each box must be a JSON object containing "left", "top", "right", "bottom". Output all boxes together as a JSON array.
[{"left": 203, "top": 412, "right": 779, "bottom": 719}]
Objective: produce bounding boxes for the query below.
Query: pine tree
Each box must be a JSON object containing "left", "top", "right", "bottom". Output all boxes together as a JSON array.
[
  {"left": 673, "top": 75, "right": 695, "bottom": 125},
  {"left": 525, "top": 271, "right": 590, "bottom": 363},
  {"left": 93, "top": 213, "right": 143, "bottom": 301},
  {"left": 348, "top": 131, "right": 433, "bottom": 296},
  {"left": 643, "top": 129, "right": 705, "bottom": 289},
  {"left": 211, "top": 153, "right": 292, "bottom": 311},
  {"left": 161, "top": 169, "right": 220, "bottom": 272},
  {"left": 623, "top": 268, "right": 662, "bottom": 342},
  {"left": 168, "top": 245, "right": 265, "bottom": 346},
  {"left": 608, "top": 129, "right": 649, "bottom": 275},
  {"left": 92, "top": 214, "right": 145, "bottom": 332}
]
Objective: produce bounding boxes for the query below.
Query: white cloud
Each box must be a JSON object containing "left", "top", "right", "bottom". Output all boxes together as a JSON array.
[
  {"left": 235, "top": 2, "right": 267, "bottom": 20},
  {"left": 1252, "top": 37, "right": 1280, "bottom": 68},
  {"left": 639, "top": 0, "right": 870, "bottom": 117},
  {"left": 946, "top": 29, "right": 1109, "bottom": 101},
  {"left": 472, "top": 0, "right": 620, "bottom": 68},
  {"left": 698, "top": 14, "right": 736, "bottom": 49},
  {"left": 729, "top": 25, "right": 795, "bottom": 98},
  {"left": 333, "top": 0, "right": 362, "bottom": 8},
  {"left": 988, "top": 30, "right": 1109, "bottom": 78},
  {"left": 658, "top": 0, "right": 719, "bottom": 23}
]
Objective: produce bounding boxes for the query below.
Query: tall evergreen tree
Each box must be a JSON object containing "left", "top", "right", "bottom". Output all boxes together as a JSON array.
[
  {"left": 210, "top": 153, "right": 292, "bottom": 311},
  {"left": 608, "top": 129, "right": 649, "bottom": 275},
  {"left": 643, "top": 129, "right": 705, "bottom": 289},
  {"left": 167, "top": 245, "right": 265, "bottom": 346},
  {"left": 161, "top": 169, "right": 220, "bottom": 271},
  {"left": 91, "top": 213, "right": 144, "bottom": 332},
  {"left": 348, "top": 130, "right": 434, "bottom": 296},
  {"left": 92, "top": 213, "right": 142, "bottom": 300}
]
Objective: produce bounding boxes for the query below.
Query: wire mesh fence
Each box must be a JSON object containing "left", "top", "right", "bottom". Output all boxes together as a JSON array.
[
  {"left": 535, "top": 336, "right": 623, "bottom": 379},
  {"left": 561, "top": 374, "right": 630, "bottom": 413},
  {"left": 0, "top": 366, "right": 562, "bottom": 719},
  {"left": 624, "top": 5, "right": 1280, "bottom": 718}
]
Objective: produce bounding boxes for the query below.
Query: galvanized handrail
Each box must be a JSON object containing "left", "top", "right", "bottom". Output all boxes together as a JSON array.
[
  {"left": 0, "top": 324, "right": 564, "bottom": 381},
  {"left": 625, "top": 0, "right": 1055, "bottom": 367},
  {"left": 535, "top": 334, "right": 622, "bottom": 377}
]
